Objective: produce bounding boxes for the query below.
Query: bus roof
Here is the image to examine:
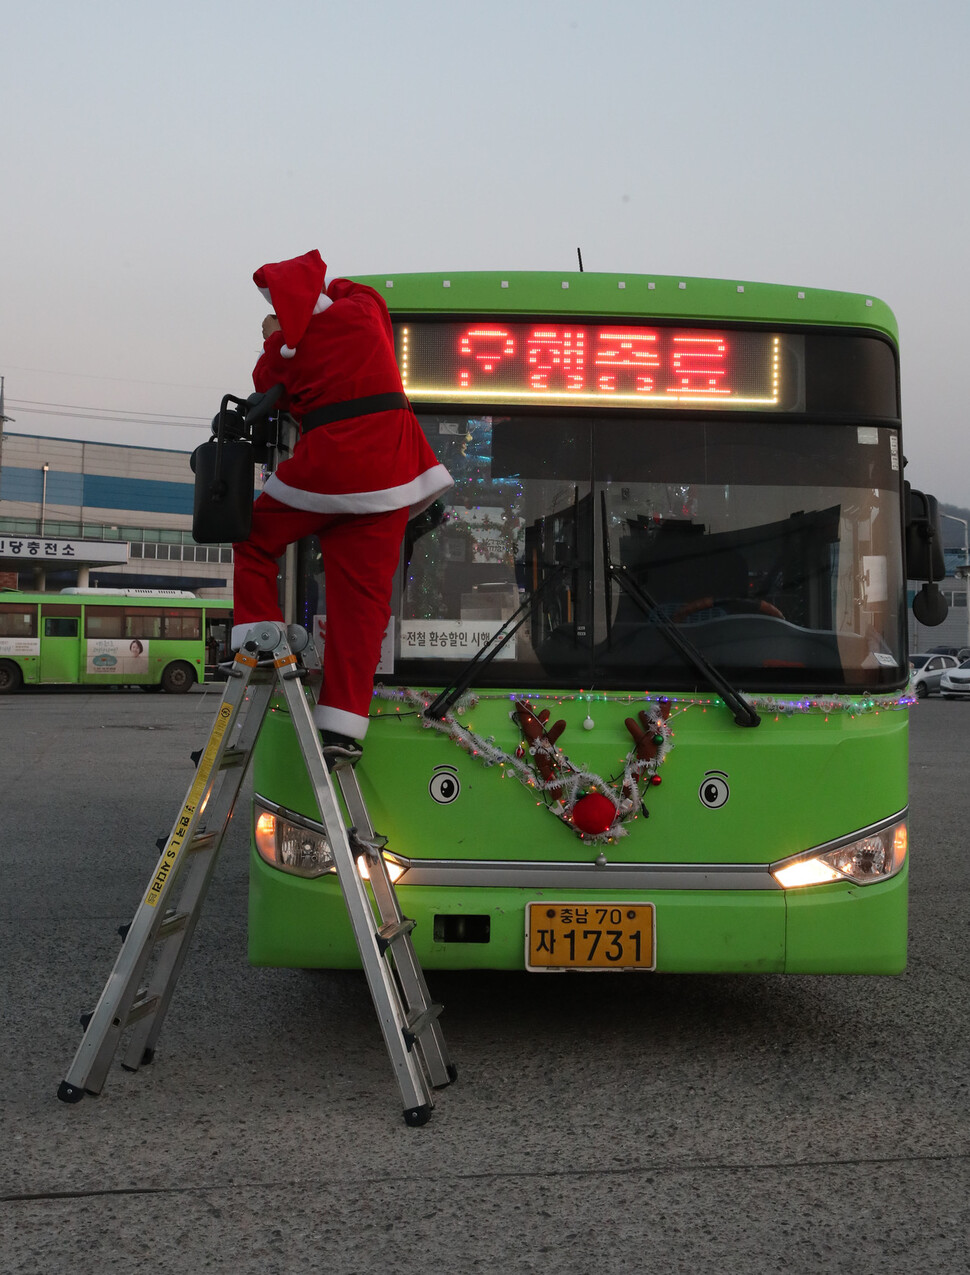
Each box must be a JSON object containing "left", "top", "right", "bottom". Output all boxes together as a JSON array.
[
  {"left": 0, "top": 589, "right": 231, "bottom": 605},
  {"left": 353, "top": 271, "right": 898, "bottom": 342},
  {"left": 59, "top": 588, "right": 197, "bottom": 597}
]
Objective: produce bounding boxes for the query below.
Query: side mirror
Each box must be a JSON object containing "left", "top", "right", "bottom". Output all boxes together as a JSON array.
[
  {"left": 905, "top": 485, "right": 947, "bottom": 583},
  {"left": 912, "top": 582, "right": 948, "bottom": 626},
  {"left": 906, "top": 484, "right": 949, "bottom": 627}
]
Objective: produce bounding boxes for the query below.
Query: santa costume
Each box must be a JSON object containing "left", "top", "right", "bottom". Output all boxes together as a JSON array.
[{"left": 231, "top": 250, "right": 452, "bottom": 742}]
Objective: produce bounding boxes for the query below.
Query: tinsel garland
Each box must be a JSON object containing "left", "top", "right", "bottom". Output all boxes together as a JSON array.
[{"left": 372, "top": 685, "right": 669, "bottom": 843}]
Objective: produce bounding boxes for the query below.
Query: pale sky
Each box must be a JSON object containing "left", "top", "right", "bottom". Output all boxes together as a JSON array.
[{"left": 2, "top": 0, "right": 969, "bottom": 506}]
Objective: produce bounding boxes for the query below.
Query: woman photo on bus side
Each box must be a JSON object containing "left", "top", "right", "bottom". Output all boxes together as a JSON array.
[{"left": 230, "top": 249, "right": 453, "bottom": 759}]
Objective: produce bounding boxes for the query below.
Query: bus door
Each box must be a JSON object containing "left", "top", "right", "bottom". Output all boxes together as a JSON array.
[
  {"left": 39, "top": 604, "right": 82, "bottom": 683},
  {"left": 204, "top": 612, "right": 231, "bottom": 672}
]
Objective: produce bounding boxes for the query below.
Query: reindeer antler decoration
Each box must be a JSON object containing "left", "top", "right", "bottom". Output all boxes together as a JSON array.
[{"left": 514, "top": 700, "right": 568, "bottom": 802}]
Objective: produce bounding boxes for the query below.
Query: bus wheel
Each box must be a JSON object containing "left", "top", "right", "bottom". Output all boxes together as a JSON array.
[
  {"left": 160, "top": 661, "right": 196, "bottom": 694},
  {"left": 0, "top": 661, "right": 23, "bottom": 694}
]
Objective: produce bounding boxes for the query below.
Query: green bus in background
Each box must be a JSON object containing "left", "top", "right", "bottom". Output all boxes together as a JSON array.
[
  {"left": 247, "top": 271, "right": 945, "bottom": 977},
  {"left": 0, "top": 589, "right": 233, "bottom": 693}
]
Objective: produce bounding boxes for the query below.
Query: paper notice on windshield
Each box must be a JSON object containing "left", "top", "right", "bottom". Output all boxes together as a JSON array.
[{"left": 399, "top": 619, "right": 516, "bottom": 660}]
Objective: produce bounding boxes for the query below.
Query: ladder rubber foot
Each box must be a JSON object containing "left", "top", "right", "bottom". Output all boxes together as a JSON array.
[
  {"left": 57, "top": 1080, "right": 87, "bottom": 1104},
  {"left": 403, "top": 1104, "right": 433, "bottom": 1127},
  {"left": 446, "top": 1063, "right": 459, "bottom": 1086},
  {"left": 121, "top": 1045, "right": 154, "bottom": 1073}
]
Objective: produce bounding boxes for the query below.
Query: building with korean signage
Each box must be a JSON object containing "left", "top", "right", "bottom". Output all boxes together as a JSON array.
[{"left": 0, "top": 433, "right": 241, "bottom": 596}]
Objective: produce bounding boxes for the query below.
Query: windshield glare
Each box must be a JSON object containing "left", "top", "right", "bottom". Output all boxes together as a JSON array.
[{"left": 303, "top": 413, "right": 906, "bottom": 694}]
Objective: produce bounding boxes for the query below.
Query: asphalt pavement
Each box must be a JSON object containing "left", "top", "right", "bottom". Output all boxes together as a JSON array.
[{"left": 1, "top": 687, "right": 968, "bottom": 1273}]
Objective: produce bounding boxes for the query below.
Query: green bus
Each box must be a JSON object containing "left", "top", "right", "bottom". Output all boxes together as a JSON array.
[
  {"left": 248, "top": 270, "right": 942, "bottom": 976},
  {"left": 0, "top": 589, "right": 233, "bottom": 693}
]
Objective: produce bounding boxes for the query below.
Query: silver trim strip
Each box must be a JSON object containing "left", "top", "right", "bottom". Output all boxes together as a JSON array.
[{"left": 393, "top": 860, "right": 779, "bottom": 891}]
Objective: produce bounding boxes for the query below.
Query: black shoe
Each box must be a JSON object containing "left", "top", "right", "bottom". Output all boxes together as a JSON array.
[{"left": 319, "top": 730, "right": 363, "bottom": 768}]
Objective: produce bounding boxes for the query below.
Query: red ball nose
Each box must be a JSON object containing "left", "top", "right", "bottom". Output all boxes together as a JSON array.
[{"left": 570, "top": 791, "right": 617, "bottom": 835}]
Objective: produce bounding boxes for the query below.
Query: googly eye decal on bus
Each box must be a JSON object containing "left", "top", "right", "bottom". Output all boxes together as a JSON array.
[
  {"left": 429, "top": 764, "right": 461, "bottom": 805},
  {"left": 699, "top": 770, "right": 730, "bottom": 809}
]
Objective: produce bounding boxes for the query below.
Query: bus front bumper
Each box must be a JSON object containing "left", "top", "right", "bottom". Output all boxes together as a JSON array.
[{"left": 247, "top": 852, "right": 908, "bottom": 975}]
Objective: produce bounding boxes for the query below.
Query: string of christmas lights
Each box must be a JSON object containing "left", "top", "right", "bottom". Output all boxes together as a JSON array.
[{"left": 373, "top": 683, "right": 914, "bottom": 716}]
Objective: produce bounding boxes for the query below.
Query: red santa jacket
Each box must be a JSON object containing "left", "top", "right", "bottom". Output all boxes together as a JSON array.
[{"left": 254, "top": 272, "right": 451, "bottom": 516}]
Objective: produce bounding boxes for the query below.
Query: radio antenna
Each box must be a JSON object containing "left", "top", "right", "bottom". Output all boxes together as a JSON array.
[{"left": 577, "top": 247, "right": 584, "bottom": 272}]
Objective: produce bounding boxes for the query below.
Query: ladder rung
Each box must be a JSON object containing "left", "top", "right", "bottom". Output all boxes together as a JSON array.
[
  {"left": 126, "top": 992, "right": 161, "bottom": 1026},
  {"left": 81, "top": 988, "right": 159, "bottom": 1033},
  {"left": 219, "top": 747, "right": 247, "bottom": 769},
  {"left": 376, "top": 918, "right": 416, "bottom": 953},
  {"left": 157, "top": 911, "right": 189, "bottom": 940},
  {"left": 119, "top": 905, "right": 178, "bottom": 943},
  {"left": 403, "top": 1003, "right": 443, "bottom": 1050},
  {"left": 187, "top": 832, "right": 218, "bottom": 854},
  {"left": 352, "top": 833, "right": 389, "bottom": 857}
]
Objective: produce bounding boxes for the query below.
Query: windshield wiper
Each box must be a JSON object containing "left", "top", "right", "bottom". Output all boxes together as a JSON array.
[
  {"left": 424, "top": 563, "right": 571, "bottom": 720},
  {"left": 601, "top": 496, "right": 760, "bottom": 728}
]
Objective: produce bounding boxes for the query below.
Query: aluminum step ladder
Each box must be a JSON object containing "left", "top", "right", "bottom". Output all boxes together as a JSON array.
[{"left": 57, "top": 622, "right": 455, "bottom": 1126}]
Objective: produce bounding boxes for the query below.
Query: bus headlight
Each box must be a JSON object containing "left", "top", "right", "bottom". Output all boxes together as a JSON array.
[
  {"left": 254, "top": 800, "right": 335, "bottom": 878},
  {"left": 253, "top": 798, "right": 410, "bottom": 883},
  {"left": 771, "top": 817, "right": 908, "bottom": 889}
]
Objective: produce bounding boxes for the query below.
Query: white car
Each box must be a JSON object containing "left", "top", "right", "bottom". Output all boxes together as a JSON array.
[
  {"left": 909, "top": 653, "right": 961, "bottom": 698},
  {"left": 939, "top": 659, "right": 970, "bottom": 698}
]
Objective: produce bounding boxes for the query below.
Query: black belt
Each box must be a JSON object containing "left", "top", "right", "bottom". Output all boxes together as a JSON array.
[{"left": 300, "top": 392, "right": 411, "bottom": 433}]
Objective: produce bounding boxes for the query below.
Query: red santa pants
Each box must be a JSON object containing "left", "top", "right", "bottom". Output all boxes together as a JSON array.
[{"left": 232, "top": 493, "right": 409, "bottom": 739}]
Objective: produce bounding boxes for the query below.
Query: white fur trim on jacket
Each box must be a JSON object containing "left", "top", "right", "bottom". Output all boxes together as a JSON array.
[
  {"left": 262, "top": 464, "right": 453, "bottom": 518},
  {"left": 313, "top": 702, "right": 370, "bottom": 738}
]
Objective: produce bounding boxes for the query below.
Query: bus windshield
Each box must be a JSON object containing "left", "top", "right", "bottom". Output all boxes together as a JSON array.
[{"left": 378, "top": 412, "right": 904, "bottom": 694}]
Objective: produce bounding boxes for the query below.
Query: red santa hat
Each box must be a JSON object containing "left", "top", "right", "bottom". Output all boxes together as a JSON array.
[{"left": 253, "top": 249, "right": 337, "bottom": 359}]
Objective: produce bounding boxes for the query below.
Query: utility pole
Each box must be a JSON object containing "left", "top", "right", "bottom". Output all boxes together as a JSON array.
[
  {"left": 0, "top": 375, "right": 12, "bottom": 428},
  {"left": 0, "top": 375, "right": 12, "bottom": 484}
]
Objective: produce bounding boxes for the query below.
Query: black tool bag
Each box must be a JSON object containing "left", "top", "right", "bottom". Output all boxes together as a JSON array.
[
  {"left": 191, "top": 437, "right": 255, "bottom": 544},
  {"left": 190, "top": 386, "right": 285, "bottom": 544}
]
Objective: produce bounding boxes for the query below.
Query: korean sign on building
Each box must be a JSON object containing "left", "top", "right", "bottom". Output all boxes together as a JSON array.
[{"left": 0, "top": 537, "right": 129, "bottom": 563}]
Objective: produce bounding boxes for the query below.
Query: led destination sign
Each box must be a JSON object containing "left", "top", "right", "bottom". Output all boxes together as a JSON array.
[{"left": 396, "top": 321, "right": 802, "bottom": 410}]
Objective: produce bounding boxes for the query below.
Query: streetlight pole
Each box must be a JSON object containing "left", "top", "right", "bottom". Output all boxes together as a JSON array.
[
  {"left": 940, "top": 513, "right": 970, "bottom": 654},
  {"left": 40, "top": 462, "right": 49, "bottom": 534}
]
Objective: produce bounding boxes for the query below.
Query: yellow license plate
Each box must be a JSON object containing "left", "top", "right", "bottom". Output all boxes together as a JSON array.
[{"left": 526, "top": 902, "right": 656, "bottom": 971}]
